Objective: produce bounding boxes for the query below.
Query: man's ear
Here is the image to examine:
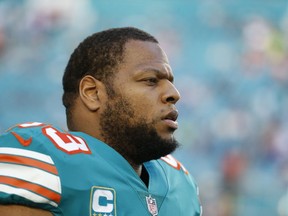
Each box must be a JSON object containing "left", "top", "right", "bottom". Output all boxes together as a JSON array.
[{"left": 79, "top": 75, "right": 107, "bottom": 111}]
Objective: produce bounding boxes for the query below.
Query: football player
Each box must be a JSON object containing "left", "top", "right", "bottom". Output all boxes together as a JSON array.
[{"left": 0, "top": 27, "right": 202, "bottom": 216}]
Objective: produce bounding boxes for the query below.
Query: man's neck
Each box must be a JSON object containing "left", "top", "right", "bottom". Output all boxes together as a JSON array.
[
  {"left": 131, "top": 163, "right": 142, "bottom": 176},
  {"left": 130, "top": 163, "right": 149, "bottom": 187}
]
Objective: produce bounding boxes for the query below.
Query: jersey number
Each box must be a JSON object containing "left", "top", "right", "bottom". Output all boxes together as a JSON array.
[
  {"left": 161, "top": 155, "right": 188, "bottom": 174},
  {"left": 42, "top": 126, "right": 91, "bottom": 154}
]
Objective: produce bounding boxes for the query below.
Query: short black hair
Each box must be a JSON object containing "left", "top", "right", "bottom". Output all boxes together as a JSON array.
[{"left": 62, "top": 27, "right": 158, "bottom": 114}]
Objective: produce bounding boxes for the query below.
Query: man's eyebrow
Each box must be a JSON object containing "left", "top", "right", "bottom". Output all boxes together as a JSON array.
[{"left": 138, "top": 68, "right": 174, "bottom": 82}]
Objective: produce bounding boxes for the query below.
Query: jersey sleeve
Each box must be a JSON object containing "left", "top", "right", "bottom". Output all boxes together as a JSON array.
[
  {"left": 160, "top": 154, "right": 203, "bottom": 215},
  {"left": 0, "top": 122, "right": 62, "bottom": 215}
]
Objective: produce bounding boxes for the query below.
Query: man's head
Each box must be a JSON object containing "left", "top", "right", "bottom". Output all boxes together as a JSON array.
[
  {"left": 63, "top": 27, "right": 158, "bottom": 115},
  {"left": 62, "top": 27, "right": 181, "bottom": 165}
]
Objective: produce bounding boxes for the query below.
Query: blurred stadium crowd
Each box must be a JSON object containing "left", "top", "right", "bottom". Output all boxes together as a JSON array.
[{"left": 0, "top": 0, "right": 287, "bottom": 215}]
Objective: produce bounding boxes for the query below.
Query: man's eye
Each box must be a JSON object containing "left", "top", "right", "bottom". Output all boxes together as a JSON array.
[{"left": 145, "top": 78, "right": 158, "bottom": 85}]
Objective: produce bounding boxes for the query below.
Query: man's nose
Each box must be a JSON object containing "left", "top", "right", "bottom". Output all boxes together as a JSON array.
[{"left": 161, "top": 82, "right": 181, "bottom": 104}]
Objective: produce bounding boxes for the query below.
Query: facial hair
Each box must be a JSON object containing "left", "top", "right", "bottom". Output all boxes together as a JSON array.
[{"left": 99, "top": 95, "right": 179, "bottom": 165}]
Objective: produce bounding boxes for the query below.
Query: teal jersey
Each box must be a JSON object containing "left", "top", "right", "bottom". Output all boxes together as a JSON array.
[{"left": 0, "top": 122, "right": 202, "bottom": 216}]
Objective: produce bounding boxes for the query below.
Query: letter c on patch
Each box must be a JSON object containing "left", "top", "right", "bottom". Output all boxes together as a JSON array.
[{"left": 92, "top": 189, "right": 114, "bottom": 213}]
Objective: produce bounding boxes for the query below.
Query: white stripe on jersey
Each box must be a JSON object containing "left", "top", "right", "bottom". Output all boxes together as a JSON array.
[
  {"left": 0, "top": 147, "right": 54, "bottom": 164},
  {"left": 0, "top": 184, "right": 58, "bottom": 207},
  {"left": 0, "top": 163, "right": 61, "bottom": 194}
]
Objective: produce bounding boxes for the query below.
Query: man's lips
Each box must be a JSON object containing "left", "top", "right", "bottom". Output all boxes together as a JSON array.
[{"left": 162, "top": 110, "right": 179, "bottom": 129}]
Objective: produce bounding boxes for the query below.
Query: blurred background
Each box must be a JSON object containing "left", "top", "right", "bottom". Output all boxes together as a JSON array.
[{"left": 0, "top": 0, "right": 287, "bottom": 215}]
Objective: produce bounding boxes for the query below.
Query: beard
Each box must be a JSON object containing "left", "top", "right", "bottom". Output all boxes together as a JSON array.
[{"left": 99, "top": 95, "right": 179, "bottom": 165}]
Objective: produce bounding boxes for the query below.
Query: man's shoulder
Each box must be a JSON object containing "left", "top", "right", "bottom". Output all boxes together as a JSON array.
[
  {"left": 0, "top": 122, "right": 92, "bottom": 156},
  {"left": 0, "top": 122, "right": 64, "bottom": 211},
  {"left": 0, "top": 122, "right": 49, "bottom": 151},
  {"left": 156, "top": 154, "right": 198, "bottom": 188},
  {"left": 158, "top": 154, "right": 189, "bottom": 175},
  {"left": 0, "top": 122, "right": 98, "bottom": 211},
  {"left": 156, "top": 155, "right": 201, "bottom": 208}
]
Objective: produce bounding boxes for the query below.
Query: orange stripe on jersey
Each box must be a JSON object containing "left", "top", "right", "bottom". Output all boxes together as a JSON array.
[
  {"left": 0, "top": 176, "right": 61, "bottom": 204},
  {"left": 0, "top": 154, "right": 58, "bottom": 175}
]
